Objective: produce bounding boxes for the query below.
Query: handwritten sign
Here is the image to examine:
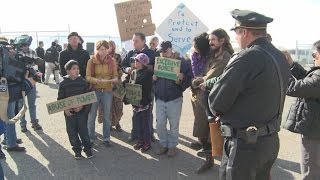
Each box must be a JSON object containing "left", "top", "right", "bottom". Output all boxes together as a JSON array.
[
  {"left": 154, "top": 57, "right": 181, "bottom": 81},
  {"left": 125, "top": 83, "right": 142, "bottom": 105},
  {"left": 115, "top": 0, "right": 156, "bottom": 41},
  {"left": 112, "top": 84, "right": 126, "bottom": 99},
  {"left": 156, "top": 3, "right": 209, "bottom": 55},
  {"left": 46, "top": 91, "right": 97, "bottom": 114}
]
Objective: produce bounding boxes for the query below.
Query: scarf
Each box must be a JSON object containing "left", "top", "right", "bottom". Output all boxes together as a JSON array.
[
  {"left": 191, "top": 52, "right": 206, "bottom": 78},
  {"left": 96, "top": 54, "right": 114, "bottom": 74}
]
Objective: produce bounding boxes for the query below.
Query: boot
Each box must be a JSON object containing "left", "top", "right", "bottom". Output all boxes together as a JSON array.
[{"left": 195, "top": 151, "right": 214, "bottom": 174}]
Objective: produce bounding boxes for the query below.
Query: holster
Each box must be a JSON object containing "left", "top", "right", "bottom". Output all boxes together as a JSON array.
[{"left": 220, "top": 121, "right": 278, "bottom": 144}]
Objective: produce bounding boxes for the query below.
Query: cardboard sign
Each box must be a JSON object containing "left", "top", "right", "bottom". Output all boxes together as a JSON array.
[
  {"left": 115, "top": 0, "right": 156, "bottom": 41},
  {"left": 46, "top": 91, "right": 97, "bottom": 114},
  {"left": 112, "top": 84, "right": 126, "bottom": 99},
  {"left": 125, "top": 83, "right": 142, "bottom": 105},
  {"left": 154, "top": 57, "right": 181, "bottom": 81},
  {"left": 156, "top": 3, "right": 209, "bottom": 55}
]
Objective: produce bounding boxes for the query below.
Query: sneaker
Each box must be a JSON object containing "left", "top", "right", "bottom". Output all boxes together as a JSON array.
[
  {"left": 141, "top": 143, "right": 151, "bottom": 153},
  {"left": 2, "top": 139, "right": 23, "bottom": 146},
  {"left": 0, "top": 150, "right": 6, "bottom": 159},
  {"left": 85, "top": 150, "right": 94, "bottom": 159},
  {"left": 133, "top": 143, "right": 144, "bottom": 150},
  {"left": 190, "top": 141, "right": 202, "bottom": 151},
  {"left": 155, "top": 146, "right": 168, "bottom": 155},
  {"left": 115, "top": 125, "right": 122, "bottom": 132},
  {"left": 74, "top": 152, "right": 82, "bottom": 160},
  {"left": 21, "top": 126, "right": 28, "bottom": 133},
  {"left": 5, "top": 146, "right": 26, "bottom": 152},
  {"left": 31, "top": 122, "right": 42, "bottom": 130},
  {"left": 103, "top": 141, "right": 111, "bottom": 148},
  {"left": 167, "top": 147, "right": 178, "bottom": 157}
]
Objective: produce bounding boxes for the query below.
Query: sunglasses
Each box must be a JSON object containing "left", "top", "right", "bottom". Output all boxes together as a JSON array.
[{"left": 312, "top": 52, "right": 318, "bottom": 58}]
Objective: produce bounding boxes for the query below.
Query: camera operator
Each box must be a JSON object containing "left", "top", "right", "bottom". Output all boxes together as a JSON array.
[
  {"left": 0, "top": 36, "right": 36, "bottom": 152},
  {"left": 44, "top": 41, "right": 60, "bottom": 84},
  {"left": 18, "top": 38, "right": 42, "bottom": 132}
]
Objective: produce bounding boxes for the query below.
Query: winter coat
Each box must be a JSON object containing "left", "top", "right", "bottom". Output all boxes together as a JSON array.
[
  {"left": 284, "top": 64, "right": 320, "bottom": 139},
  {"left": 59, "top": 44, "right": 90, "bottom": 78},
  {"left": 86, "top": 55, "right": 118, "bottom": 91},
  {"left": 154, "top": 52, "right": 192, "bottom": 102}
]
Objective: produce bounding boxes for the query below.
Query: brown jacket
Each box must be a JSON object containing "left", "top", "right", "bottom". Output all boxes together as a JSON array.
[
  {"left": 203, "top": 49, "right": 232, "bottom": 81},
  {"left": 86, "top": 55, "right": 118, "bottom": 91}
]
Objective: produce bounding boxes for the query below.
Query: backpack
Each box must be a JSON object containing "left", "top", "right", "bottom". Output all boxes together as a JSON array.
[{"left": 45, "top": 46, "right": 59, "bottom": 63}]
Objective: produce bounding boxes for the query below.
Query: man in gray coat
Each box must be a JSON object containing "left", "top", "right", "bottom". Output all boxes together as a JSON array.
[{"left": 208, "top": 9, "right": 291, "bottom": 180}]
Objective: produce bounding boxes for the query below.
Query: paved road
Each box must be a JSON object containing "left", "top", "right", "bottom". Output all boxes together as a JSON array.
[{"left": 1, "top": 82, "right": 301, "bottom": 180}]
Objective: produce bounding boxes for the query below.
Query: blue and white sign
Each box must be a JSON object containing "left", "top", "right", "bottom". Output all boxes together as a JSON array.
[{"left": 156, "top": 3, "right": 209, "bottom": 55}]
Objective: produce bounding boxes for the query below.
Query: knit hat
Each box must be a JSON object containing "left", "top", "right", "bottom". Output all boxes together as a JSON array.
[
  {"left": 135, "top": 53, "right": 149, "bottom": 66},
  {"left": 68, "top": 32, "right": 80, "bottom": 39}
]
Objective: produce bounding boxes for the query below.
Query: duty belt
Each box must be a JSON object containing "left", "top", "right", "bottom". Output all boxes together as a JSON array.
[{"left": 220, "top": 121, "right": 278, "bottom": 143}]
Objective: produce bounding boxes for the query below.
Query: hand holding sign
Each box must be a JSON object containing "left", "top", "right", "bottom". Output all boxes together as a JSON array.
[{"left": 154, "top": 57, "right": 181, "bottom": 81}]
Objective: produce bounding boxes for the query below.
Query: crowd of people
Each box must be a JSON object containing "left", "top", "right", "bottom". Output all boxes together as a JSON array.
[{"left": 0, "top": 8, "right": 319, "bottom": 180}]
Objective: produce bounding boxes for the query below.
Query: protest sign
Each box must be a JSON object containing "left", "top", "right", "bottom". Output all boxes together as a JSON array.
[
  {"left": 112, "top": 84, "right": 126, "bottom": 99},
  {"left": 125, "top": 83, "right": 142, "bottom": 105},
  {"left": 154, "top": 57, "right": 181, "bottom": 81},
  {"left": 115, "top": 0, "right": 156, "bottom": 41},
  {"left": 156, "top": 3, "right": 209, "bottom": 55},
  {"left": 46, "top": 91, "right": 97, "bottom": 114}
]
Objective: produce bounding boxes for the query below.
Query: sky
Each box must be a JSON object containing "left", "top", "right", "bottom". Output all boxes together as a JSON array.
[{"left": 1, "top": 0, "right": 319, "bottom": 49}]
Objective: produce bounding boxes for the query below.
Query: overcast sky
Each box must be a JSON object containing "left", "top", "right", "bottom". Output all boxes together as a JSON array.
[{"left": 1, "top": 0, "right": 319, "bottom": 49}]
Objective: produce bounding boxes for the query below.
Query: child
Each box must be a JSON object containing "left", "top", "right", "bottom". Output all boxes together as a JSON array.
[
  {"left": 57, "top": 60, "right": 93, "bottom": 159},
  {"left": 131, "top": 53, "right": 153, "bottom": 152}
]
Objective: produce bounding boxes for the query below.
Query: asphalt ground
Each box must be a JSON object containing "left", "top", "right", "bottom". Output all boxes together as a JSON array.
[{"left": 1, "top": 81, "right": 301, "bottom": 180}]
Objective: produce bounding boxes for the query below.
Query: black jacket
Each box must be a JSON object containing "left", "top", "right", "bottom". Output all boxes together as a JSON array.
[
  {"left": 44, "top": 46, "right": 59, "bottom": 63},
  {"left": 59, "top": 44, "right": 90, "bottom": 78},
  {"left": 58, "top": 75, "right": 89, "bottom": 100},
  {"left": 208, "top": 37, "right": 291, "bottom": 128},
  {"left": 57, "top": 75, "right": 90, "bottom": 113},
  {"left": 284, "top": 65, "right": 320, "bottom": 139},
  {"left": 35, "top": 47, "right": 45, "bottom": 59},
  {"left": 154, "top": 54, "right": 192, "bottom": 102},
  {"left": 134, "top": 68, "right": 153, "bottom": 106}
]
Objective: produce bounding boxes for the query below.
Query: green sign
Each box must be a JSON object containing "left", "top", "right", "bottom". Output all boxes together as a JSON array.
[
  {"left": 46, "top": 91, "right": 97, "bottom": 114},
  {"left": 112, "top": 84, "right": 126, "bottom": 99},
  {"left": 154, "top": 57, "right": 181, "bottom": 81},
  {"left": 125, "top": 83, "right": 142, "bottom": 105}
]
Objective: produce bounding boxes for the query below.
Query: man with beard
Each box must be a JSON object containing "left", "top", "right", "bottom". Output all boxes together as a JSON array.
[
  {"left": 208, "top": 9, "right": 291, "bottom": 179},
  {"left": 192, "top": 28, "right": 234, "bottom": 174},
  {"left": 59, "top": 32, "right": 90, "bottom": 78}
]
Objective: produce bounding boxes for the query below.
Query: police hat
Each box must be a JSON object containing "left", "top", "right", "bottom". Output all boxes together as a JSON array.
[{"left": 230, "top": 9, "right": 273, "bottom": 31}]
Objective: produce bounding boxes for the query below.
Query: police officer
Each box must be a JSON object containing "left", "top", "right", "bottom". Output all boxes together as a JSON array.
[{"left": 208, "top": 9, "right": 291, "bottom": 180}]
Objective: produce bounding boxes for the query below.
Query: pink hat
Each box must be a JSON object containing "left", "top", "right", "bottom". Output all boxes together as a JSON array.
[{"left": 135, "top": 53, "right": 149, "bottom": 66}]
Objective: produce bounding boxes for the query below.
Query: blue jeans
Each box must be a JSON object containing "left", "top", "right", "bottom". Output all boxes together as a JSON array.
[
  {"left": 88, "top": 91, "right": 112, "bottom": 142},
  {"left": 4, "top": 99, "right": 22, "bottom": 148},
  {"left": 156, "top": 97, "right": 183, "bottom": 148},
  {"left": 20, "top": 85, "right": 38, "bottom": 127}
]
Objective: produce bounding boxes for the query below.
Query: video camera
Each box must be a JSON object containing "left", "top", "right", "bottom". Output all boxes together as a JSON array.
[{"left": 0, "top": 35, "right": 43, "bottom": 83}]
